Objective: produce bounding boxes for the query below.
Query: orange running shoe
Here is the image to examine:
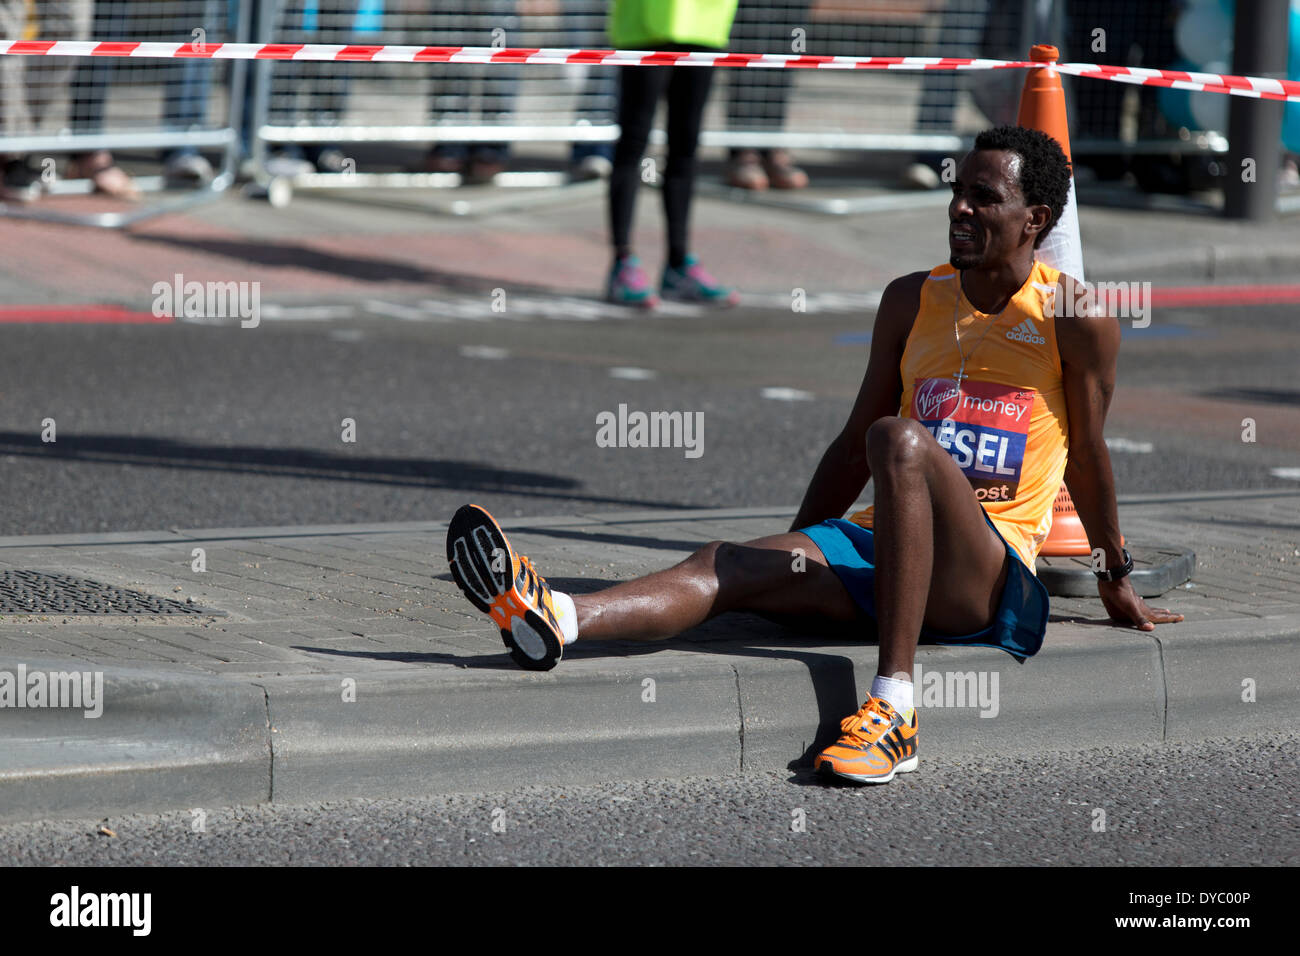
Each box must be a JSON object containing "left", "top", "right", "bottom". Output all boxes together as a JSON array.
[
  {"left": 446, "top": 504, "right": 567, "bottom": 671},
  {"left": 814, "top": 696, "right": 918, "bottom": 784}
]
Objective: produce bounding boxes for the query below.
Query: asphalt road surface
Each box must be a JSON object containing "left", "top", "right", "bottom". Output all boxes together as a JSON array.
[
  {"left": 2, "top": 732, "right": 1295, "bottom": 866},
  {"left": 1, "top": 298, "right": 1296, "bottom": 535}
]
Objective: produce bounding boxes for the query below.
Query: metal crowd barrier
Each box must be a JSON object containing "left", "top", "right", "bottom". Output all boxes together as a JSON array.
[
  {"left": 248, "top": 0, "right": 620, "bottom": 206},
  {"left": 0, "top": 0, "right": 248, "bottom": 227},
  {"left": 245, "top": 0, "right": 1003, "bottom": 208},
  {"left": 0, "top": 1, "right": 1237, "bottom": 221},
  {"left": 247, "top": 0, "right": 1231, "bottom": 210},
  {"left": 247, "top": 0, "right": 1015, "bottom": 207}
]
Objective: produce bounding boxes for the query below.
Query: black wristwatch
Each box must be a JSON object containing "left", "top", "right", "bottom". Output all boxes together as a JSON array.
[{"left": 1094, "top": 547, "right": 1134, "bottom": 582}]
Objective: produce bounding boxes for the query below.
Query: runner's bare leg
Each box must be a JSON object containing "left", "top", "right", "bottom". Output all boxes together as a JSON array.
[
  {"left": 867, "top": 416, "right": 1010, "bottom": 678},
  {"left": 570, "top": 417, "right": 1011, "bottom": 664},
  {"left": 571, "top": 534, "right": 860, "bottom": 641}
]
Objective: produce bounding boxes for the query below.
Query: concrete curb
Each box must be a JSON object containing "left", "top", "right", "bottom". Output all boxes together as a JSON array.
[
  {"left": 3, "top": 614, "right": 1298, "bottom": 823},
  {"left": 733, "top": 632, "right": 1167, "bottom": 769},
  {"left": 1154, "top": 614, "right": 1300, "bottom": 743},
  {"left": 4, "top": 492, "right": 1294, "bottom": 550},
  {"left": 0, "top": 509, "right": 797, "bottom": 551},
  {"left": 0, "top": 658, "right": 268, "bottom": 824},
  {"left": 265, "top": 661, "right": 743, "bottom": 805}
]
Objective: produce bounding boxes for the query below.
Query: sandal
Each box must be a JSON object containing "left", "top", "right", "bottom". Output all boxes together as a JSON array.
[
  {"left": 726, "top": 149, "right": 769, "bottom": 190},
  {"left": 66, "top": 150, "right": 142, "bottom": 201},
  {"left": 762, "top": 149, "right": 809, "bottom": 190}
]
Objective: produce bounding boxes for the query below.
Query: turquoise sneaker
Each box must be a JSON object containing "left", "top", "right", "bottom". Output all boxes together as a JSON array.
[
  {"left": 661, "top": 255, "right": 740, "bottom": 307},
  {"left": 606, "top": 255, "right": 659, "bottom": 309}
]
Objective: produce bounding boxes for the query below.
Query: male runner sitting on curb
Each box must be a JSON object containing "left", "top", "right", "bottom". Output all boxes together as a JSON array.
[{"left": 446, "top": 125, "right": 1183, "bottom": 785}]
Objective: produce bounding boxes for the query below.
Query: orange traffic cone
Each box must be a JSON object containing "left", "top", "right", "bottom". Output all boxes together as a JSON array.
[
  {"left": 1042, "top": 486, "right": 1091, "bottom": 556},
  {"left": 1016, "top": 44, "right": 1085, "bottom": 285},
  {"left": 1015, "top": 45, "right": 1104, "bottom": 557}
]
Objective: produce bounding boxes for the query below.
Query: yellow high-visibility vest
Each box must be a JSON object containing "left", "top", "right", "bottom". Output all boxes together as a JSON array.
[{"left": 608, "top": 0, "right": 739, "bottom": 50}]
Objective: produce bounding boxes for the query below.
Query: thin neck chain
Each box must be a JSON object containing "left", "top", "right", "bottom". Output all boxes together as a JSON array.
[{"left": 952, "top": 273, "right": 1012, "bottom": 385}]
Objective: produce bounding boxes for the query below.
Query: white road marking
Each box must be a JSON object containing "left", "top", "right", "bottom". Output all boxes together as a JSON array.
[
  {"left": 259, "top": 305, "right": 355, "bottom": 321},
  {"left": 609, "top": 367, "right": 657, "bottom": 380},
  {"left": 1270, "top": 467, "right": 1300, "bottom": 480},
  {"left": 1105, "top": 437, "right": 1155, "bottom": 453},
  {"left": 761, "top": 387, "right": 814, "bottom": 402},
  {"left": 364, "top": 299, "right": 446, "bottom": 322},
  {"left": 459, "top": 345, "right": 510, "bottom": 360},
  {"left": 254, "top": 291, "right": 889, "bottom": 326},
  {"left": 781, "top": 290, "right": 884, "bottom": 313},
  {"left": 418, "top": 298, "right": 496, "bottom": 322}
]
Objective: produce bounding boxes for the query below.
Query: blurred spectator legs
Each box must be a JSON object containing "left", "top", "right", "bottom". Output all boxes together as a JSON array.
[
  {"left": 608, "top": 45, "right": 738, "bottom": 306},
  {"left": 904, "top": 0, "right": 998, "bottom": 189},
  {"left": 1, "top": 0, "right": 92, "bottom": 201},
  {"left": 566, "top": 10, "right": 616, "bottom": 181},
  {"left": 425, "top": 62, "right": 519, "bottom": 184},
  {"left": 1065, "top": 0, "right": 1179, "bottom": 188},
  {"left": 264, "top": 0, "right": 362, "bottom": 176},
  {"left": 425, "top": 3, "right": 518, "bottom": 184},
  {"left": 66, "top": 1, "right": 141, "bottom": 199},
  {"left": 162, "top": 0, "right": 225, "bottom": 184},
  {"left": 725, "top": 0, "right": 810, "bottom": 190},
  {"left": 569, "top": 67, "right": 617, "bottom": 181},
  {"left": 611, "top": 58, "right": 716, "bottom": 263}
]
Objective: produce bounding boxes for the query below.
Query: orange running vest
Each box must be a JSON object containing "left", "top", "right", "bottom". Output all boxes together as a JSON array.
[{"left": 850, "top": 261, "right": 1070, "bottom": 572}]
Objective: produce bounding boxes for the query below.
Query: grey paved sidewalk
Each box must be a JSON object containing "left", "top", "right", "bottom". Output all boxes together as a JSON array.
[{"left": 1, "top": 492, "right": 1298, "bottom": 822}]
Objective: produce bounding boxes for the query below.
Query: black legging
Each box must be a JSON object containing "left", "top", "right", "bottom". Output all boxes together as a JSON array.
[{"left": 610, "top": 46, "right": 718, "bottom": 269}]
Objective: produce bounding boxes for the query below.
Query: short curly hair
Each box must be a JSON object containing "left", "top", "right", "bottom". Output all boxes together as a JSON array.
[{"left": 972, "top": 126, "right": 1072, "bottom": 247}]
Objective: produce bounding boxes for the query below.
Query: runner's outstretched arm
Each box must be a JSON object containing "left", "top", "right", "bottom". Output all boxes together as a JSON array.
[
  {"left": 1056, "top": 282, "right": 1183, "bottom": 630},
  {"left": 790, "top": 271, "right": 926, "bottom": 531}
]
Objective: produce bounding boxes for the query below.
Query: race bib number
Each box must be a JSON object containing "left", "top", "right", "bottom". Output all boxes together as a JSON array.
[{"left": 912, "top": 377, "right": 1035, "bottom": 502}]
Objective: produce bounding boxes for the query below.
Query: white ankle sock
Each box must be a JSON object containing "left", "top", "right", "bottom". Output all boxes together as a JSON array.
[
  {"left": 551, "top": 590, "right": 579, "bottom": 645},
  {"left": 871, "top": 674, "right": 914, "bottom": 720}
]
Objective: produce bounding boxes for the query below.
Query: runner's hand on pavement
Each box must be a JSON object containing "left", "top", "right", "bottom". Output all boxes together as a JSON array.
[{"left": 1098, "top": 577, "right": 1184, "bottom": 630}]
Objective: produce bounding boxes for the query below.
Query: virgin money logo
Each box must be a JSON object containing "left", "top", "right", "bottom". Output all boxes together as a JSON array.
[{"left": 915, "top": 378, "right": 961, "bottom": 420}]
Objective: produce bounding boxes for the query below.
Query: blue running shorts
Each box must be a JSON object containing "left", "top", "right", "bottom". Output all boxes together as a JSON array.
[{"left": 799, "top": 508, "right": 1050, "bottom": 661}]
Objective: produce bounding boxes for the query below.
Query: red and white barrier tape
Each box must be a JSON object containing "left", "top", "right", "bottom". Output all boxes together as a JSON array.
[
  {"left": 1052, "top": 62, "right": 1300, "bottom": 102},
  {"left": 1, "top": 41, "right": 1297, "bottom": 102}
]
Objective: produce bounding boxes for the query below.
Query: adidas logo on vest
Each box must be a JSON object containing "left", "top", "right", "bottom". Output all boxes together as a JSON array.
[{"left": 1005, "top": 318, "right": 1045, "bottom": 345}]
